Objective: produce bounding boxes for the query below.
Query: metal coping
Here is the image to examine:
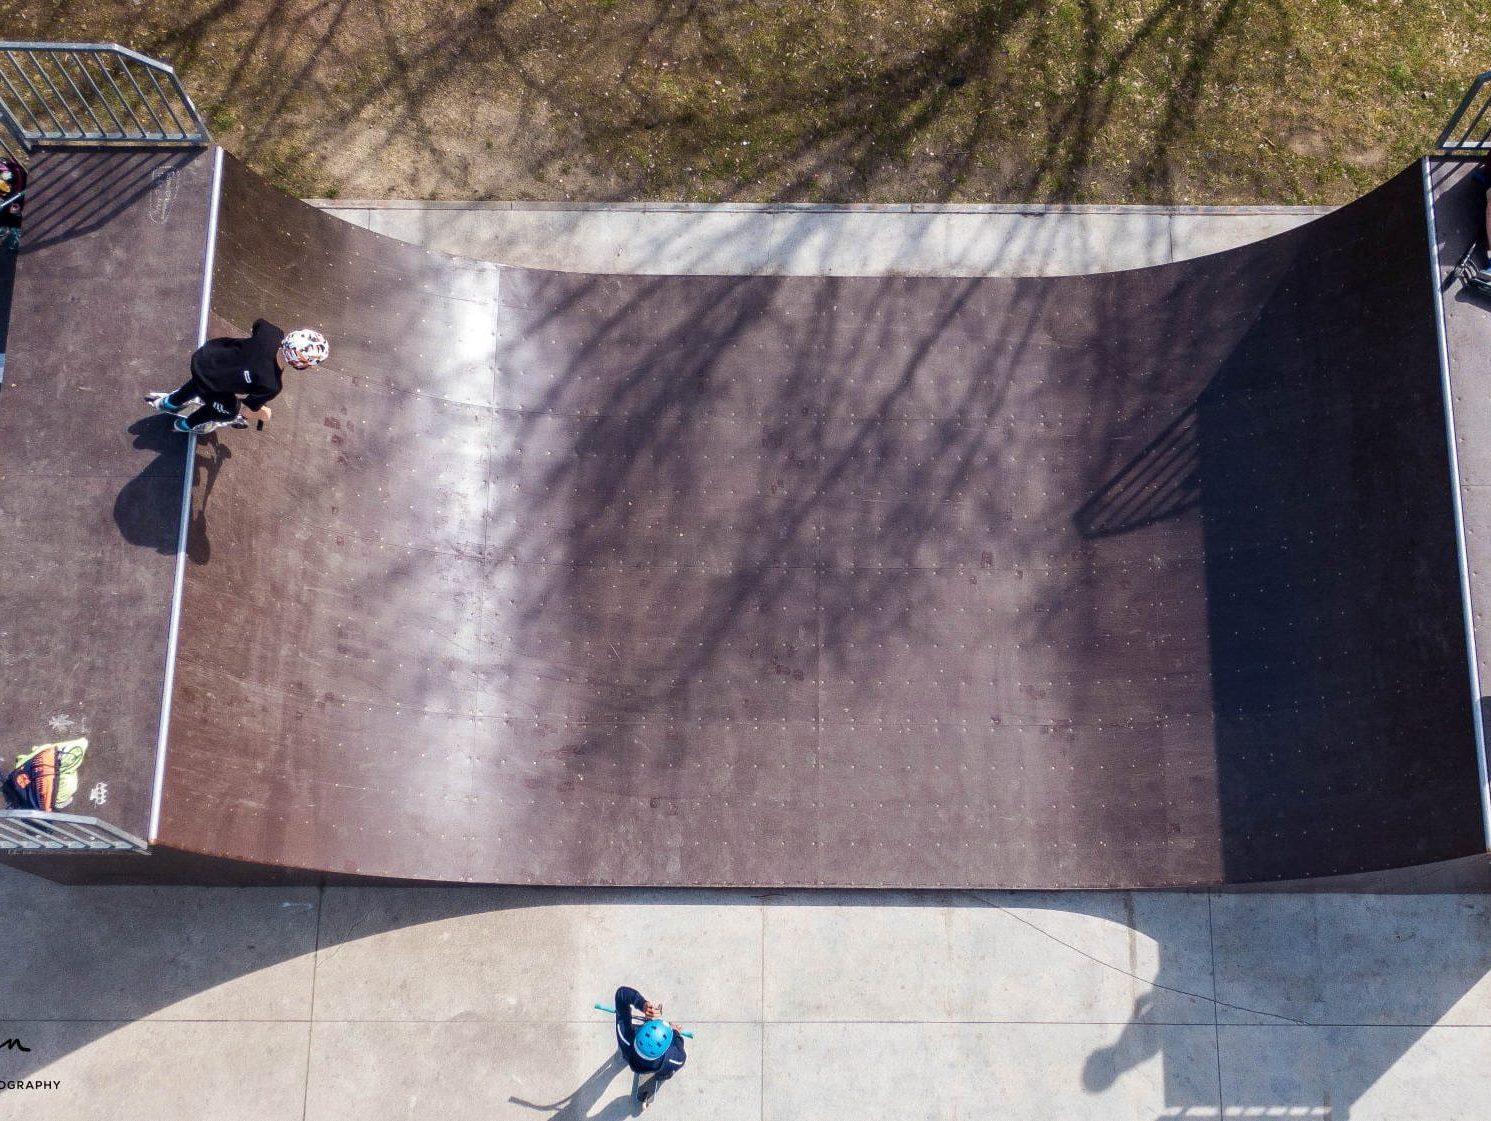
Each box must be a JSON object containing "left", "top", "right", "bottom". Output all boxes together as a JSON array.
[
  {"left": 1420, "top": 156, "right": 1491, "bottom": 849},
  {"left": 148, "top": 144, "right": 222, "bottom": 844}
]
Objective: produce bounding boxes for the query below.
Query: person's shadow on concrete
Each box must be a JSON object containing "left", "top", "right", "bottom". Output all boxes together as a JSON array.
[
  {"left": 1082, "top": 992, "right": 1160, "bottom": 1093},
  {"left": 114, "top": 415, "right": 230, "bottom": 561},
  {"left": 509, "top": 1051, "right": 641, "bottom": 1120}
]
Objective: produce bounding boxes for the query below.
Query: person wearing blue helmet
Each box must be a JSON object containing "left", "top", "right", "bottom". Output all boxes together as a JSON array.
[{"left": 613, "top": 985, "right": 686, "bottom": 1106}]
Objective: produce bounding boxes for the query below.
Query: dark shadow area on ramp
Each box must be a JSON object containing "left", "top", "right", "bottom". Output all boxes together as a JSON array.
[
  {"left": 1190, "top": 167, "right": 1481, "bottom": 882},
  {"left": 1427, "top": 155, "right": 1491, "bottom": 864},
  {"left": 1074, "top": 402, "right": 1199, "bottom": 539}
]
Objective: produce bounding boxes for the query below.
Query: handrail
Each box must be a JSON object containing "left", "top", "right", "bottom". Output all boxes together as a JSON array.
[
  {"left": 0, "top": 42, "right": 210, "bottom": 165},
  {"left": 1438, "top": 69, "right": 1491, "bottom": 153},
  {"left": 0, "top": 810, "right": 148, "bottom": 853}
]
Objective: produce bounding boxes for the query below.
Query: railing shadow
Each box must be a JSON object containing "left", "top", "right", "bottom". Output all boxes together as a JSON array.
[
  {"left": 14, "top": 146, "right": 198, "bottom": 253},
  {"left": 1074, "top": 402, "right": 1199, "bottom": 539}
]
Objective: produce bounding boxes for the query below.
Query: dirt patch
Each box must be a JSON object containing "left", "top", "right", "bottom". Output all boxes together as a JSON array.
[
  {"left": 1283, "top": 127, "right": 1331, "bottom": 160},
  {"left": 1344, "top": 145, "right": 1389, "bottom": 169},
  {"left": 1, "top": 2, "right": 1483, "bottom": 204}
]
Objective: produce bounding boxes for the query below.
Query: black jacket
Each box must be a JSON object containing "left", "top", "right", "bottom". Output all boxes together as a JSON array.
[
  {"left": 190, "top": 319, "right": 285, "bottom": 409},
  {"left": 613, "top": 986, "right": 687, "bottom": 1079}
]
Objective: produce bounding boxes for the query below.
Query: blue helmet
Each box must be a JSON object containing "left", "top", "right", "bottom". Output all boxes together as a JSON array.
[{"left": 634, "top": 1018, "right": 675, "bottom": 1061}]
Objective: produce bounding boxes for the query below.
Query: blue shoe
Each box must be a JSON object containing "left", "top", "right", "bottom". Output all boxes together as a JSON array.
[
  {"left": 173, "top": 417, "right": 192, "bottom": 433},
  {"left": 147, "top": 391, "right": 185, "bottom": 415}
]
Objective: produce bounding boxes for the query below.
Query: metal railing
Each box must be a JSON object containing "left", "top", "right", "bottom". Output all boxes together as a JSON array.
[
  {"left": 1439, "top": 69, "right": 1491, "bottom": 153},
  {"left": 0, "top": 810, "right": 148, "bottom": 853},
  {"left": 0, "top": 42, "right": 209, "bottom": 165}
]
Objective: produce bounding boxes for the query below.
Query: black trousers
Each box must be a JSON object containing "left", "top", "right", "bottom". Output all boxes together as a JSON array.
[{"left": 165, "top": 374, "right": 240, "bottom": 429}]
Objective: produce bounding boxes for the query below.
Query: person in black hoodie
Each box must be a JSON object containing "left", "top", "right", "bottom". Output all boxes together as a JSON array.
[{"left": 147, "top": 320, "right": 329, "bottom": 434}]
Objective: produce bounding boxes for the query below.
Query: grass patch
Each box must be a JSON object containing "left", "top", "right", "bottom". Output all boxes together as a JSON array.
[{"left": 1, "top": 1, "right": 1484, "bottom": 203}]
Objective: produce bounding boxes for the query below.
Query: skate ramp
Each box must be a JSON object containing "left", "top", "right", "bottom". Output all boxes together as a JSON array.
[
  {"left": 1, "top": 147, "right": 1485, "bottom": 887},
  {"left": 145, "top": 155, "right": 1485, "bottom": 887}
]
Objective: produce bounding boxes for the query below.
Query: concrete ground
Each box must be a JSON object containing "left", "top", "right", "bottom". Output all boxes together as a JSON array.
[
  {"left": 312, "top": 200, "right": 1329, "bottom": 276},
  {"left": 5, "top": 202, "right": 1489, "bottom": 1121},
  {"left": 2, "top": 878, "right": 1490, "bottom": 1120}
]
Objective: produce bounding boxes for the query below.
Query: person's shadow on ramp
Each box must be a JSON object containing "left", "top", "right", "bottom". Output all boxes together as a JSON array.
[
  {"left": 510, "top": 1051, "right": 642, "bottom": 1120},
  {"left": 114, "top": 415, "right": 230, "bottom": 560}
]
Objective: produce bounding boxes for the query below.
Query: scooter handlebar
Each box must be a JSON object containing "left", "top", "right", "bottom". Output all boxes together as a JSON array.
[{"left": 594, "top": 1003, "right": 695, "bottom": 1038}]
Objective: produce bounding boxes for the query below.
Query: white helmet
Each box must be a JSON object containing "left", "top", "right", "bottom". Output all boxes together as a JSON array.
[{"left": 280, "top": 328, "right": 329, "bottom": 369}]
